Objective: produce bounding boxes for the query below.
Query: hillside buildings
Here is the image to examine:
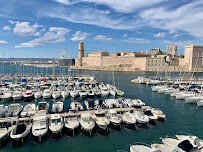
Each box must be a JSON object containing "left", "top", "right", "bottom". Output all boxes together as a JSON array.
[{"left": 72, "top": 42, "right": 203, "bottom": 72}]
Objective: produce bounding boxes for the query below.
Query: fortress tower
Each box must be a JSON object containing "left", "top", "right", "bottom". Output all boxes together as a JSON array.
[{"left": 78, "top": 41, "right": 84, "bottom": 66}]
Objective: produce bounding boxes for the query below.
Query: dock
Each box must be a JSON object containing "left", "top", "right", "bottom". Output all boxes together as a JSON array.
[{"left": 0, "top": 107, "right": 138, "bottom": 123}]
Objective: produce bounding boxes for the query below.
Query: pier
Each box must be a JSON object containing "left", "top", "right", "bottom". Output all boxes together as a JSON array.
[{"left": 0, "top": 107, "right": 139, "bottom": 123}]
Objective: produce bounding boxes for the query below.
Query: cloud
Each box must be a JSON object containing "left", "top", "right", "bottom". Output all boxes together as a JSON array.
[
  {"left": 70, "top": 31, "right": 91, "bottom": 41},
  {"left": 123, "top": 38, "right": 151, "bottom": 44},
  {"left": 13, "top": 21, "right": 44, "bottom": 36},
  {"left": 3, "top": 26, "right": 11, "bottom": 31},
  {"left": 0, "top": 40, "right": 8, "bottom": 44},
  {"left": 19, "top": 50, "right": 24, "bottom": 52},
  {"left": 154, "top": 32, "right": 166, "bottom": 38},
  {"left": 123, "top": 34, "right": 128, "bottom": 37},
  {"left": 8, "top": 20, "right": 14, "bottom": 24},
  {"left": 172, "top": 34, "right": 181, "bottom": 38},
  {"left": 93, "top": 35, "right": 112, "bottom": 41},
  {"left": 15, "top": 27, "right": 70, "bottom": 48},
  {"left": 53, "top": 0, "right": 165, "bottom": 13}
]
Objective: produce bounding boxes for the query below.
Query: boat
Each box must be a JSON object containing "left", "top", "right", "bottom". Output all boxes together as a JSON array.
[
  {"left": 92, "top": 110, "right": 110, "bottom": 130},
  {"left": 70, "top": 90, "right": 78, "bottom": 98},
  {"left": 103, "top": 99, "right": 121, "bottom": 108},
  {"left": 32, "top": 113, "right": 48, "bottom": 142},
  {"left": 79, "top": 113, "right": 95, "bottom": 133},
  {"left": 116, "top": 89, "right": 124, "bottom": 97},
  {"left": 79, "top": 90, "right": 88, "bottom": 98},
  {"left": 51, "top": 101, "right": 64, "bottom": 113},
  {"left": 95, "top": 90, "right": 101, "bottom": 97},
  {"left": 0, "top": 104, "right": 8, "bottom": 118},
  {"left": 196, "top": 100, "right": 203, "bottom": 107},
  {"left": 49, "top": 114, "right": 64, "bottom": 134},
  {"left": 149, "top": 108, "right": 166, "bottom": 120},
  {"left": 0, "top": 122, "right": 15, "bottom": 144},
  {"left": 52, "top": 91, "right": 61, "bottom": 99},
  {"left": 121, "top": 111, "right": 136, "bottom": 125},
  {"left": 88, "top": 90, "right": 95, "bottom": 98},
  {"left": 64, "top": 116, "right": 80, "bottom": 134},
  {"left": 20, "top": 103, "right": 36, "bottom": 117},
  {"left": 143, "top": 109, "right": 158, "bottom": 122},
  {"left": 106, "top": 109, "right": 122, "bottom": 126},
  {"left": 84, "top": 99, "right": 100, "bottom": 110},
  {"left": 10, "top": 121, "right": 32, "bottom": 141},
  {"left": 36, "top": 102, "right": 49, "bottom": 113},
  {"left": 61, "top": 91, "right": 69, "bottom": 98},
  {"left": 109, "top": 89, "right": 116, "bottom": 96},
  {"left": 185, "top": 96, "right": 203, "bottom": 104},
  {"left": 69, "top": 102, "right": 83, "bottom": 112},
  {"left": 5, "top": 103, "right": 23, "bottom": 117},
  {"left": 101, "top": 87, "right": 109, "bottom": 97},
  {"left": 34, "top": 91, "right": 42, "bottom": 99},
  {"left": 131, "top": 110, "right": 149, "bottom": 124},
  {"left": 130, "top": 144, "right": 161, "bottom": 152},
  {"left": 42, "top": 89, "right": 52, "bottom": 99},
  {"left": 2, "top": 92, "right": 12, "bottom": 101},
  {"left": 23, "top": 90, "right": 34, "bottom": 102},
  {"left": 12, "top": 91, "right": 23, "bottom": 100},
  {"left": 151, "top": 143, "right": 177, "bottom": 152}
]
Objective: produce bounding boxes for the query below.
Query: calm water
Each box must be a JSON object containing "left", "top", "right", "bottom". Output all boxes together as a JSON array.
[{"left": 0, "top": 65, "right": 203, "bottom": 152}]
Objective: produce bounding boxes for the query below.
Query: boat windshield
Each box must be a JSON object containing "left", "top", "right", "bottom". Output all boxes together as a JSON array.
[
  {"left": 82, "top": 117, "right": 93, "bottom": 122},
  {"left": 111, "top": 113, "right": 117, "bottom": 117},
  {"left": 52, "top": 118, "right": 61, "bottom": 124}
]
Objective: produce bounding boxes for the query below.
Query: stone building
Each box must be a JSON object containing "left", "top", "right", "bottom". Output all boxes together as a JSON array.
[
  {"left": 87, "top": 51, "right": 109, "bottom": 57},
  {"left": 150, "top": 48, "right": 163, "bottom": 55},
  {"left": 184, "top": 44, "right": 203, "bottom": 72},
  {"left": 167, "top": 44, "right": 177, "bottom": 57}
]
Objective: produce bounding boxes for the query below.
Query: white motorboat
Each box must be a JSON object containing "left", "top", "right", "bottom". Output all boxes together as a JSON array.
[
  {"left": 34, "top": 91, "right": 42, "bottom": 99},
  {"left": 70, "top": 102, "right": 83, "bottom": 112},
  {"left": 143, "top": 109, "right": 158, "bottom": 122},
  {"left": 49, "top": 114, "right": 63, "bottom": 134},
  {"left": 121, "top": 111, "right": 136, "bottom": 125},
  {"left": 196, "top": 100, "right": 203, "bottom": 107},
  {"left": 51, "top": 101, "right": 64, "bottom": 113},
  {"left": 23, "top": 90, "right": 34, "bottom": 101},
  {"left": 12, "top": 91, "right": 23, "bottom": 100},
  {"left": 36, "top": 102, "right": 49, "bottom": 113},
  {"left": 150, "top": 108, "right": 166, "bottom": 120},
  {"left": 106, "top": 109, "right": 122, "bottom": 126},
  {"left": 132, "top": 99, "right": 145, "bottom": 107},
  {"left": 109, "top": 89, "right": 116, "bottom": 96},
  {"left": 0, "top": 122, "right": 16, "bottom": 144},
  {"left": 131, "top": 110, "right": 149, "bottom": 124},
  {"left": 79, "top": 113, "right": 95, "bottom": 133},
  {"left": 104, "top": 99, "right": 120, "bottom": 108},
  {"left": 185, "top": 96, "right": 203, "bottom": 103},
  {"left": 92, "top": 110, "right": 110, "bottom": 130},
  {"left": 84, "top": 100, "right": 100, "bottom": 110},
  {"left": 130, "top": 144, "right": 161, "bottom": 152},
  {"left": 0, "top": 104, "right": 8, "bottom": 118},
  {"left": 70, "top": 90, "right": 78, "bottom": 98},
  {"left": 176, "top": 134, "right": 203, "bottom": 149},
  {"left": 32, "top": 113, "right": 48, "bottom": 142},
  {"left": 79, "top": 90, "right": 88, "bottom": 98},
  {"left": 5, "top": 103, "right": 23, "bottom": 117},
  {"left": 64, "top": 116, "right": 80, "bottom": 131},
  {"left": 42, "top": 89, "right": 52, "bottom": 99},
  {"left": 10, "top": 121, "right": 32, "bottom": 141},
  {"left": 101, "top": 87, "right": 109, "bottom": 97},
  {"left": 88, "top": 90, "right": 95, "bottom": 98},
  {"left": 151, "top": 143, "right": 178, "bottom": 152},
  {"left": 61, "top": 91, "right": 69, "bottom": 98},
  {"left": 2, "top": 92, "right": 12, "bottom": 101},
  {"left": 95, "top": 90, "right": 101, "bottom": 97},
  {"left": 20, "top": 103, "right": 36, "bottom": 117},
  {"left": 176, "top": 92, "right": 196, "bottom": 100},
  {"left": 52, "top": 91, "right": 61, "bottom": 99},
  {"left": 162, "top": 138, "right": 196, "bottom": 152}
]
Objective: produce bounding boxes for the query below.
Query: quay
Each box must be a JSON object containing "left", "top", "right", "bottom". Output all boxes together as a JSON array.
[{"left": 0, "top": 107, "right": 140, "bottom": 123}]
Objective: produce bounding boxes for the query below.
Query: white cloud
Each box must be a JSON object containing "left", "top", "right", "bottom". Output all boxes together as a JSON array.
[
  {"left": 123, "top": 38, "right": 151, "bottom": 44},
  {"left": 0, "top": 40, "right": 8, "bottom": 44},
  {"left": 93, "top": 35, "right": 112, "bottom": 41},
  {"left": 53, "top": 0, "right": 164, "bottom": 13},
  {"left": 153, "top": 32, "right": 166, "bottom": 38},
  {"left": 70, "top": 31, "right": 91, "bottom": 41},
  {"left": 13, "top": 21, "right": 43, "bottom": 36},
  {"left": 8, "top": 20, "right": 14, "bottom": 24},
  {"left": 3, "top": 26, "right": 11, "bottom": 31},
  {"left": 15, "top": 27, "right": 70, "bottom": 48},
  {"left": 172, "top": 34, "right": 181, "bottom": 38},
  {"left": 123, "top": 34, "right": 128, "bottom": 37}
]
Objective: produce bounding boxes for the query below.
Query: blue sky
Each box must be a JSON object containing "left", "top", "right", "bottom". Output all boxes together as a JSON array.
[{"left": 0, "top": 0, "right": 203, "bottom": 58}]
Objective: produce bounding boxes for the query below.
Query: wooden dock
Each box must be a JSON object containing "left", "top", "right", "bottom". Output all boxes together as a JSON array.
[{"left": 0, "top": 107, "right": 138, "bottom": 123}]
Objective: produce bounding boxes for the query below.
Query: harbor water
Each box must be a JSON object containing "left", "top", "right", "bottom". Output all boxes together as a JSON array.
[{"left": 0, "top": 65, "right": 203, "bottom": 152}]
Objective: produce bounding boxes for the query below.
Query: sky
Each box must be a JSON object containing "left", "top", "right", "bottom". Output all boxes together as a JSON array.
[{"left": 0, "top": 0, "right": 203, "bottom": 59}]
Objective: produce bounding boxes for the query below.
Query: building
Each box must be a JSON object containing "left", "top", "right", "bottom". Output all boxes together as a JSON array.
[
  {"left": 167, "top": 44, "right": 177, "bottom": 57},
  {"left": 75, "top": 41, "right": 84, "bottom": 66},
  {"left": 150, "top": 48, "right": 162, "bottom": 55},
  {"left": 184, "top": 44, "right": 203, "bottom": 72},
  {"left": 58, "top": 59, "right": 75, "bottom": 66},
  {"left": 87, "top": 51, "right": 109, "bottom": 57}
]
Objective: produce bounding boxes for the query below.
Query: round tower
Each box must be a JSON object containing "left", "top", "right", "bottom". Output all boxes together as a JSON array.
[{"left": 78, "top": 41, "right": 84, "bottom": 66}]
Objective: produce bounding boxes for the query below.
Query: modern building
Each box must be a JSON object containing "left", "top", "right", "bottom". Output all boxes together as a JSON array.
[{"left": 167, "top": 44, "right": 177, "bottom": 57}]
